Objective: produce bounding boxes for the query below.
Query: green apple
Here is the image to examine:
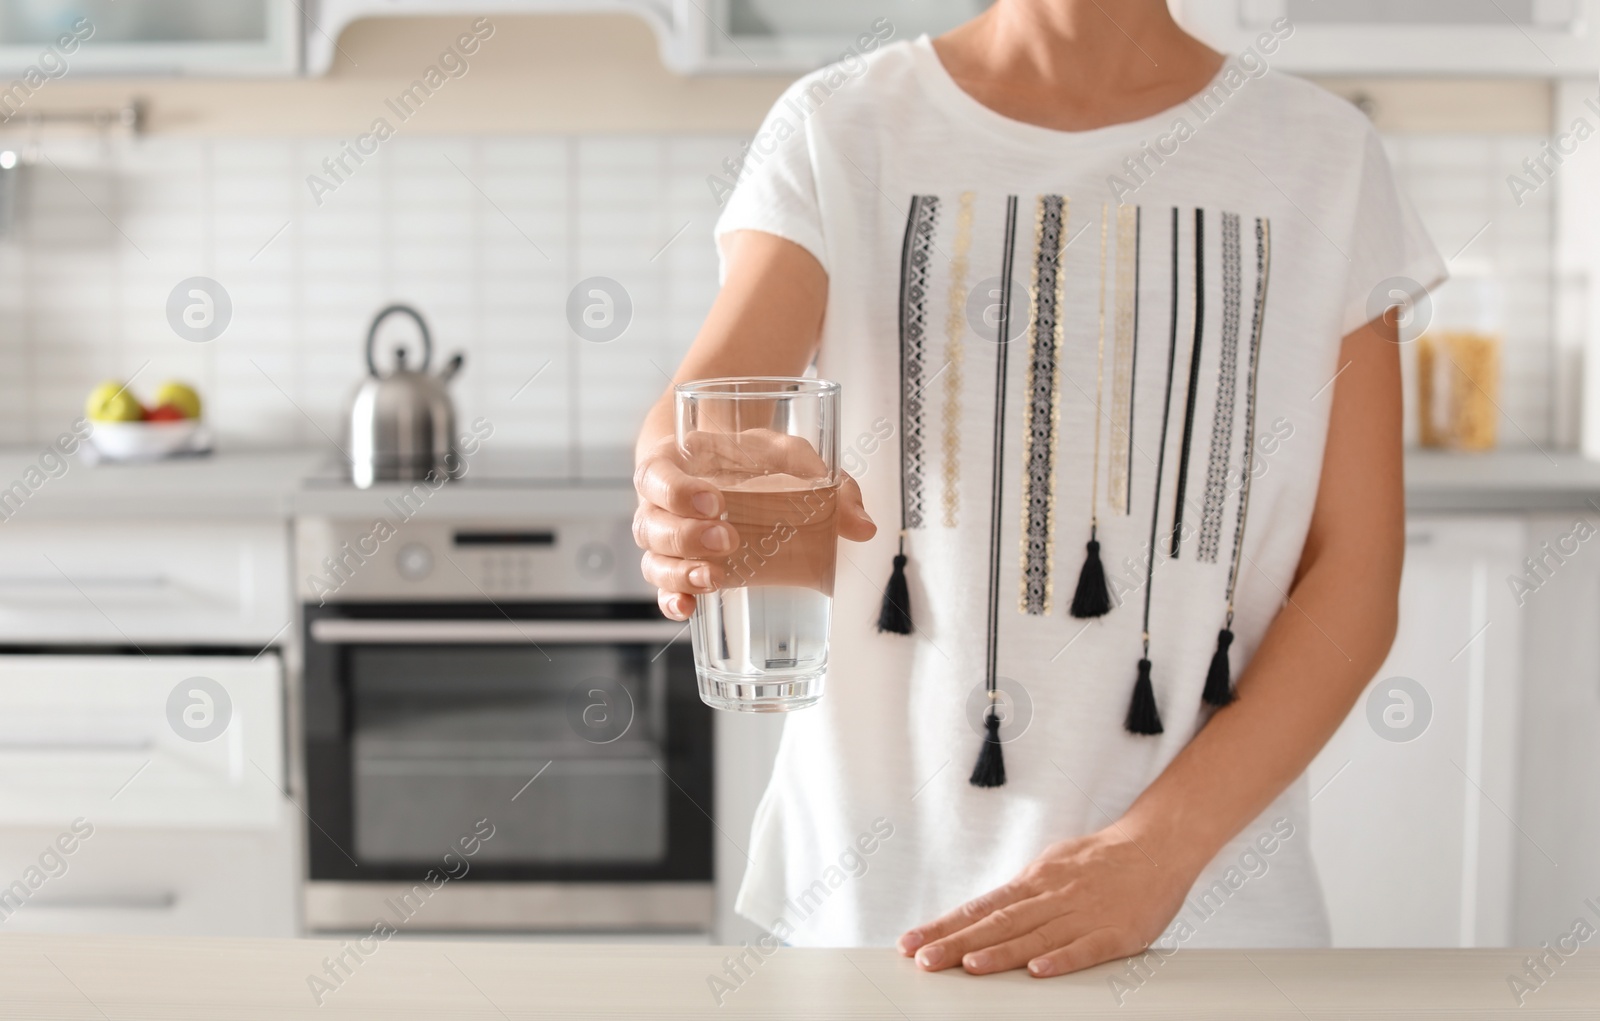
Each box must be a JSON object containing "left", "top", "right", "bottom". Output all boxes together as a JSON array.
[
  {"left": 85, "top": 380, "right": 144, "bottom": 422},
  {"left": 154, "top": 381, "right": 202, "bottom": 419}
]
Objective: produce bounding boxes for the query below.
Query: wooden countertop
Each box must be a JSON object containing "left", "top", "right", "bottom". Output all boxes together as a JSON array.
[{"left": 1, "top": 935, "right": 1595, "bottom": 1018}]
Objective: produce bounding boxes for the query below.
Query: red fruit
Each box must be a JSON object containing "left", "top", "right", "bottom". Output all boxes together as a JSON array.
[{"left": 145, "top": 404, "right": 186, "bottom": 422}]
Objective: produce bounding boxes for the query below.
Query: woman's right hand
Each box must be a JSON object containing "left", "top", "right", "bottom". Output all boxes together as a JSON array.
[
  {"left": 633, "top": 434, "right": 876, "bottom": 621},
  {"left": 633, "top": 435, "right": 739, "bottom": 622}
]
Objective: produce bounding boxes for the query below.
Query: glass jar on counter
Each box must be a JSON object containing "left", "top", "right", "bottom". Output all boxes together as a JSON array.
[{"left": 1417, "top": 269, "right": 1502, "bottom": 452}]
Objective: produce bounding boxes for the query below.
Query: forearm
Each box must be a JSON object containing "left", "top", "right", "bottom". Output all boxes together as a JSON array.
[{"left": 634, "top": 231, "right": 828, "bottom": 465}]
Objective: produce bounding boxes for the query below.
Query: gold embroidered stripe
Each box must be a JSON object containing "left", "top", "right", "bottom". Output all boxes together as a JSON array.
[{"left": 942, "top": 191, "right": 975, "bottom": 528}]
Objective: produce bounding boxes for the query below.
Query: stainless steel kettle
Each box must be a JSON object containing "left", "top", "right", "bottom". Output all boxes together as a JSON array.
[{"left": 347, "top": 304, "right": 464, "bottom": 489}]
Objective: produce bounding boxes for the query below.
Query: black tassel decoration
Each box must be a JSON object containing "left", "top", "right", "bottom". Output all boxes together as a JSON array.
[
  {"left": 1124, "top": 209, "right": 1182, "bottom": 738},
  {"left": 969, "top": 195, "right": 1018, "bottom": 789},
  {"left": 876, "top": 536, "right": 912, "bottom": 635},
  {"left": 1069, "top": 530, "right": 1111, "bottom": 618},
  {"left": 1203, "top": 628, "right": 1235, "bottom": 706},
  {"left": 1072, "top": 208, "right": 1113, "bottom": 622},
  {"left": 969, "top": 707, "right": 1006, "bottom": 787},
  {"left": 882, "top": 195, "right": 937, "bottom": 637},
  {"left": 1125, "top": 658, "right": 1164, "bottom": 735}
]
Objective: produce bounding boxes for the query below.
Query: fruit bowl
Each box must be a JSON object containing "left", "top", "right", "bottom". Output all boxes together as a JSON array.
[{"left": 89, "top": 420, "right": 205, "bottom": 461}]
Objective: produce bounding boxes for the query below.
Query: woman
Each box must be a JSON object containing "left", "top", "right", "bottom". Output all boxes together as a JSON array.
[{"left": 633, "top": 0, "right": 1442, "bottom": 977}]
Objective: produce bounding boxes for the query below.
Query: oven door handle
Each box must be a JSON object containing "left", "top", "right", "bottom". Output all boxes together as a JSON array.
[{"left": 308, "top": 619, "right": 690, "bottom": 645}]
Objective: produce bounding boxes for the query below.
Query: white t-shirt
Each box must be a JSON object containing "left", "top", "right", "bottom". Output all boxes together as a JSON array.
[{"left": 714, "top": 35, "right": 1445, "bottom": 948}]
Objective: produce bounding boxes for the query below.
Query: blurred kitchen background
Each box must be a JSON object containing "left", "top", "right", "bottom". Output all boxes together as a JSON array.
[{"left": 0, "top": 0, "right": 1595, "bottom": 953}]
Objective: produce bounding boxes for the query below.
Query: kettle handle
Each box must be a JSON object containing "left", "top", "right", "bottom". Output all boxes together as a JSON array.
[{"left": 366, "top": 304, "right": 432, "bottom": 376}]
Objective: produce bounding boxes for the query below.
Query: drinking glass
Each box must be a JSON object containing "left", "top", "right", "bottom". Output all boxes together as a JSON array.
[{"left": 675, "top": 377, "right": 840, "bottom": 712}]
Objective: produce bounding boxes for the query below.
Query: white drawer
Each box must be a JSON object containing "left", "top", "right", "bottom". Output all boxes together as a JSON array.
[
  {"left": 0, "top": 822, "right": 297, "bottom": 937},
  {"left": 0, "top": 520, "right": 290, "bottom": 644},
  {"left": 0, "top": 655, "right": 286, "bottom": 829}
]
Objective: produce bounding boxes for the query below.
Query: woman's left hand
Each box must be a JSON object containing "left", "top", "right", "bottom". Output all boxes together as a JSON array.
[{"left": 896, "top": 827, "right": 1196, "bottom": 978}]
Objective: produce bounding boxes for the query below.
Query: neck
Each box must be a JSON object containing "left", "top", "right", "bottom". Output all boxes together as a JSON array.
[{"left": 932, "top": 1, "right": 1224, "bottom": 132}]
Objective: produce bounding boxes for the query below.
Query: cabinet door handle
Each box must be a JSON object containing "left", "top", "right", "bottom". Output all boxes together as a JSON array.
[
  {"left": 29, "top": 893, "right": 178, "bottom": 911},
  {"left": 0, "top": 575, "right": 169, "bottom": 589},
  {"left": 0, "top": 739, "right": 155, "bottom": 752}
]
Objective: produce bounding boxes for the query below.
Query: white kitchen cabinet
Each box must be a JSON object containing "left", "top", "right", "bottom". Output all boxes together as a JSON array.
[
  {"left": 305, "top": 0, "right": 988, "bottom": 74},
  {"left": 0, "top": 520, "right": 291, "bottom": 645},
  {"left": 1307, "top": 515, "right": 1526, "bottom": 947},
  {"left": 0, "top": 654, "right": 288, "bottom": 829},
  {"left": 306, "top": 0, "right": 677, "bottom": 74},
  {"left": 1511, "top": 512, "right": 1600, "bottom": 947},
  {"left": 0, "top": 0, "right": 301, "bottom": 76},
  {"left": 1173, "top": 0, "right": 1598, "bottom": 74},
  {"left": 679, "top": 0, "right": 985, "bottom": 73},
  {"left": 0, "top": 653, "right": 299, "bottom": 937},
  {"left": 0, "top": 824, "right": 298, "bottom": 937},
  {"left": 312, "top": 0, "right": 1597, "bottom": 76}
]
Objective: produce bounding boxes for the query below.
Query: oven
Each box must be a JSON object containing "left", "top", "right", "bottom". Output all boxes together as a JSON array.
[{"left": 297, "top": 513, "right": 712, "bottom": 932}]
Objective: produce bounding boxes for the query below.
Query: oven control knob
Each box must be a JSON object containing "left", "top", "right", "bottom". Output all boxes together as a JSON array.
[
  {"left": 577, "top": 541, "right": 613, "bottom": 577},
  {"left": 397, "top": 542, "right": 434, "bottom": 581}
]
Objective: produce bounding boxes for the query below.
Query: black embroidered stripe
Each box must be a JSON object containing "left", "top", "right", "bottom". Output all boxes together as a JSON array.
[
  {"left": 1141, "top": 208, "right": 1183, "bottom": 657},
  {"left": 1168, "top": 208, "right": 1206, "bottom": 558},
  {"left": 898, "top": 195, "right": 939, "bottom": 531},
  {"left": 1223, "top": 218, "right": 1273, "bottom": 622},
  {"left": 1198, "top": 211, "right": 1242, "bottom": 563},
  {"left": 1020, "top": 194, "right": 1065, "bottom": 616},
  {"left": 987, "top": 196, "right": 1021, "bottom": 697}
]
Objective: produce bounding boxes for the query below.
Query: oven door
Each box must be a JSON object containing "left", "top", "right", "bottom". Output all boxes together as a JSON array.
[{"left": 302, "top": 608, "right": 710, "bottom": 896}]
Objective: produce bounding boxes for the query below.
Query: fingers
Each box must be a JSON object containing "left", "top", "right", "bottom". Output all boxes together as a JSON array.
[
  {"left": 958, "top": 913, "right": 1079, "bottom": 975},
  {"left": 911, "top": 891, "right": 1068, "bottom": 973},
  {"left": 635, "top": 450, "right": 723, "bottom": 520},
  {"left": 837, "top": 474, "right": 877, "bottom": 542},
  {"left": 635, "top": 442, "right": 728, "bottom": 617},
  {"left": 1026, "top": 927, "right": 1136, "bottom": 979},
  {"left": 641, "top": 551, "right": 722, "bottom": 596},
  {"left": 658, "top": 589, "right": 695, "bottom": 621},
  {"left": 897, "top": 880, "right": 1028, "bottom": 961},
  {"left": 632, "top": 505, "right": 738, "bottom": 561},
  {"left": 756, "top": 429, "right": 830, "bottom": 478}
]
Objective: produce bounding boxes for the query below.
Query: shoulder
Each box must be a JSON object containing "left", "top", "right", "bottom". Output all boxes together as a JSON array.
[
  {"left": 1222, "top": 67, "right": 1374, "bottom": 145},
  {"left": 770, "top": 36, "right": 925, "bottom": 131}
]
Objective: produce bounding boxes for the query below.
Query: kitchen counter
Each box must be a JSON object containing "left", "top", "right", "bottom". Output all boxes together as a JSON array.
[
  {"left": 0, "top": 449, "right": 322, "bottom": 520},
  {"left": 0, "top": 935, "right": 1592, "bottom": 1019},
  {"left": 3, "top": 446, "right": 1598, "bottom": 520},
  {"left": 1406, "top": 448, "right": 1600, "bottom": 514},
  {"left": 0, "top": 448, "right": 637, "bottom": 521}
]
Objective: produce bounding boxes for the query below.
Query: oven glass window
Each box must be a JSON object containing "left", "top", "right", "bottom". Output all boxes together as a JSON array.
[{"left": 348, "top": 644, "right": 667, "bottom": 866}]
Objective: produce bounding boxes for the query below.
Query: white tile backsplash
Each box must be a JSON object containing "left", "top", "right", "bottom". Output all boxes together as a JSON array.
[
  {"left": 0, "top": 133, "right": 744, "bottom": 455},
  {"left": 0, "top": 130, "right": 1564, "bottom": 454},
  {"left": 1385, "top": 132, "right": 1559, "bottom": 448}
]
